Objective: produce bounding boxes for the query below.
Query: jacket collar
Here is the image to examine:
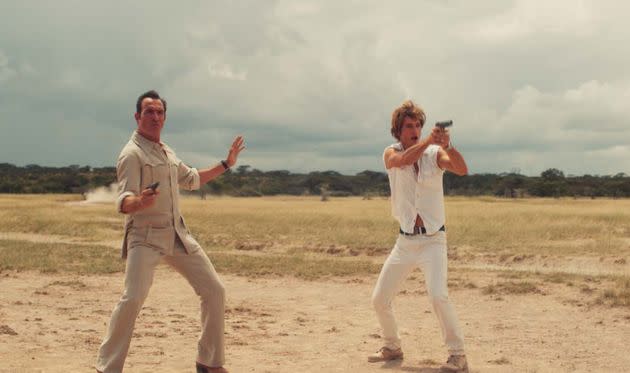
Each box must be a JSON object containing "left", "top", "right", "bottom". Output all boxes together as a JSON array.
[{"left": 132, "top": 130, "right": 163, "bottom": 152}]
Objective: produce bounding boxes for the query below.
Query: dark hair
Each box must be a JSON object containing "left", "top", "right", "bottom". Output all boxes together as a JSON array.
[{"left": 136, "top": 90, "right": 167, "bottom": 114}]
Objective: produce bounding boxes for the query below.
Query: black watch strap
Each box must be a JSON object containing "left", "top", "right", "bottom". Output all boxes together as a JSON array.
[{"left": 220, "top": 160, "right": 230, "bottom": 170}]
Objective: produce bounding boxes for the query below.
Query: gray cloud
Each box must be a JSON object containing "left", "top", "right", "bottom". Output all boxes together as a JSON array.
[{"left": 1, "top": 0, "right": 629, "bottom": 175}]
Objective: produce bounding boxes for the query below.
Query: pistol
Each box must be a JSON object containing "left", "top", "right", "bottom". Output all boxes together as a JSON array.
[
  {"left": 147, "top": 181, "right": 160, "bottom": 192},
  {"left": 435, "top": 120, "right": 453, "bottom": 129}
]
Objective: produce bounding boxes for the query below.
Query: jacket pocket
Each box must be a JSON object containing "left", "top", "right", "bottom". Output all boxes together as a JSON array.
[
  {"left": 146, "top": 225, "right": 175, "bottom": 250},
  {"left": 142, "top": 160, "right": 169, "bottom": 188},
  {"left": 127, "top": 226, "right": 149, "bottom": 248}
]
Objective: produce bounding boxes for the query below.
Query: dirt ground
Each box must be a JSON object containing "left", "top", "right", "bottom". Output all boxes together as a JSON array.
[{"left": 1, "top": 265, "right": 630, "bottom": 373}]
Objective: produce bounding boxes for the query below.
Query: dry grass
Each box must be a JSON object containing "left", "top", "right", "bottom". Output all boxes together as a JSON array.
[
  {"left": 2, "top": 194, "right": 630, "bottom": 311},
  {"left": 208, "top": 252, "right": 381, "bottom": 280},
  {"left": 47, "top": 280, "right": 88, "bottom": 289},
  {"left": 481, "top": 281, "right": 542, "bottom": 295},
  {"left": 2, "top": 195, "right": 630, "bottom": 257},
  {"left": 0, "top": 194, "right": 629, "bottom": 281},
  {"left": 0, "top": 194, "right": 120, "bottom": 242},
  {"left": 595, "top": 278, "right": 630, "bottom": 308},
  {"left": 0, "top": 239, "right": 124, "bottom": 274},
  {"left": 446, "top": 196, "right": 630, "bottom": 256},
  {"left": 186, "top": 196, "right": 630, "bottom": 257},
  {"left": 182, "top": 196, "right": 397, "bottom": 251},
  {"left": 488, "top": 357, "right": 511, "bottom": 365},
  {"left": 0, "top": 238, "right": 381, "bottom": 279}
]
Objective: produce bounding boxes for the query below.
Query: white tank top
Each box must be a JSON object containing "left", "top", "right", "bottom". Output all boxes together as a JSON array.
[{"left": 384, "top": 143, "right": 445, "bottom": 234}]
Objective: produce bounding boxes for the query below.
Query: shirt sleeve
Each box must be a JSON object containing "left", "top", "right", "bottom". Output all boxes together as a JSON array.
[
  {"left": 176, "top": 160, "right": 200, "bottom": 191},
  {"left": 116, "top": 151, "right": 141, "bottom": 213}
]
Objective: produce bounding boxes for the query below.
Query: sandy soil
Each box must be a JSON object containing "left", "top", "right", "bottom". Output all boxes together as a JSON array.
[{"left": 1, "top": 265, "right": 630, "bottom": 373}]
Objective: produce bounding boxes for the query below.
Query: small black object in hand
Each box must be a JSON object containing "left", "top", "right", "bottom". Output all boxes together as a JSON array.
[{"left": 435, "top": 120, "right": 453, "bottom": 129}]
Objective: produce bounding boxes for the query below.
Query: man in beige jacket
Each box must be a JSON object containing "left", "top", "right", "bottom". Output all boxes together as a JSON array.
[{"left": 96, "top": 90, "right": 244, "bottom": 373}]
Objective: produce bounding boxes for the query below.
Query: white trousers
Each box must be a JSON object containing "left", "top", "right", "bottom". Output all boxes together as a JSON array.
[
  {"left": 96, "top": 239, "right": 225, "bottom": 373},
  {"left": 371, "top": 231, "right": 465, "bottom": 355}
]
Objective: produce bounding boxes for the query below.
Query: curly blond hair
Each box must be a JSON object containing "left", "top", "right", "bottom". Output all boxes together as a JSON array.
[{"left": 390, "top": 100, "right": 426, "bottom": 140}]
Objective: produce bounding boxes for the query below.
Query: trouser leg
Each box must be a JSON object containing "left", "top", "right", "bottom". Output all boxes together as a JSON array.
[
  {"left": 371, "top": 237, "right": 416, "bottom": 349},
  {"left": 164, "top": 244, "right": 225, "bottom": 368},
  {"left": 419, "top": 233, "right": 465, "bottom": 355},
  {"left": 96, "top": 246, "right": 162, "bottom": 373}
]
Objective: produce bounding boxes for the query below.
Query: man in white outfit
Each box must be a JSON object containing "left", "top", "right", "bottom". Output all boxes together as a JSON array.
[{"left": 369, "top": 100, "right": 469, "bottom": 372}]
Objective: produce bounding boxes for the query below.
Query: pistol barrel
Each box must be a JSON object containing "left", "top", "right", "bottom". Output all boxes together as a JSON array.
[{"left": 435, "top": 120, "right": 453, "bottom": 129}]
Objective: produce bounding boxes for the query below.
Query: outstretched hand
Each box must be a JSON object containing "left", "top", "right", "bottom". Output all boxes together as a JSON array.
[{"left": 226, "top": 136, "right": 245, "bottom": 168}]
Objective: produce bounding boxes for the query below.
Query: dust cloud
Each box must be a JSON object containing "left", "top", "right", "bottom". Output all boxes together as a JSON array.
[{"left": 83, "top": 183, "right": 118, "bottom": 203}]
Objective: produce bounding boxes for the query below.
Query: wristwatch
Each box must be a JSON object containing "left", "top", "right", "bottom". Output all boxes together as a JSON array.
[{"left": 220, "top": 160, "right": 230, "bottom": 170}]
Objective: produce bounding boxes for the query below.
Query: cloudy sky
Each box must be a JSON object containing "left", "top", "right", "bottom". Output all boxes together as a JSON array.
[{"left": 1, "top": 0, "right": 629, "bottom": 176}]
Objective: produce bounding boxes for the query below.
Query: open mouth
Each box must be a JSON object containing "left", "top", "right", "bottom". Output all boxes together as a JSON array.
[{"left": 411, "top": 136, "right": 418, "bottom": 141}]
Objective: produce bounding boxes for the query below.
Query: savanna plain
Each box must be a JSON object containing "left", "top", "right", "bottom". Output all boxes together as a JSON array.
[{"left": 0, "top": 195, "right": 629, "bottom": 372}]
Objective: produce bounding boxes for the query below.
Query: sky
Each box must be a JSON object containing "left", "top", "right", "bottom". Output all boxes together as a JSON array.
[{"left": 1, "top": 0, "right": 629, "bottom": 176}]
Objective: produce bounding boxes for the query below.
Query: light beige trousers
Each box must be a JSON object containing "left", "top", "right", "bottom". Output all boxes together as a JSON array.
[
  {"left": 96, "top": 240, "right": 225, "bottom": 373},
  {"left": 371, "top": 232, "right": 465, "bottom": 355}
]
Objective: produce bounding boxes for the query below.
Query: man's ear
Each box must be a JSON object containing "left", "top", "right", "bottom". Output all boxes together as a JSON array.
[{"left": 134, "top": 112, "right": 140, "bottom": 122}]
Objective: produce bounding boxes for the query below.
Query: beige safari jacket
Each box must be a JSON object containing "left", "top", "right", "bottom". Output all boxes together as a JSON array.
[{"left": 116, "top": 131, "right": 202, "bottom": 258}]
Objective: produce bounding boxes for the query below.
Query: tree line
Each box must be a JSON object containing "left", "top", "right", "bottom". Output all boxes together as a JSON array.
[{"left": 1, "top": 163, "right": 629, "bottom": 198}]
